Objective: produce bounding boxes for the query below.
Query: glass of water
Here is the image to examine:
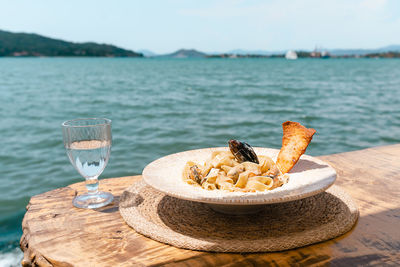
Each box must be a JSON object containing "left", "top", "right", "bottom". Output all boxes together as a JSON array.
[{"left": 62, "top": 118, "right": 114, "bottom": 209}]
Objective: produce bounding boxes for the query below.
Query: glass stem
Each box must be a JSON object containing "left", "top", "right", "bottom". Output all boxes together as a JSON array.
[{"left": 86, "top": 176, "right": 99, "bottom": 195}]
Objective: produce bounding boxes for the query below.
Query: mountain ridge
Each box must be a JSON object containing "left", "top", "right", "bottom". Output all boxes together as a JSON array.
[
  {"left": 0, "top": 30, "right": 143, "bottom": 57},
  {"left": 208, "top": 46, "right": 400, "bottom": 56},
  {"left": 157, "top": 46, "right": 400, "bottom": 58},
  {"left": 157, "top": 49, "right": 207, "bottom": 58},
  {"left": 1, "top": 29, "right": 400, "bottom": 58}
]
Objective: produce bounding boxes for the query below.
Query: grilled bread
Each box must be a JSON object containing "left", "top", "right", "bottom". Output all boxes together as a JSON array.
[{"left": 276, "top": 121, "right": 316, "bottom": 174}]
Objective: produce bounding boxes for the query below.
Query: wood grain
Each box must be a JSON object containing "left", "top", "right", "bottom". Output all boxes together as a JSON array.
[{"left": 20, "top": 144, "right": 400, "bottom": 266}]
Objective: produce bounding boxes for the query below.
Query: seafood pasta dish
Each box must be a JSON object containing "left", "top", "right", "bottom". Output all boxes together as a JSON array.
[
  {"left": 183, "top": 142, "right": 288, "bottom": 192},
  {"left": 182, "top": 121, "right": 316, "bottom": 192}
]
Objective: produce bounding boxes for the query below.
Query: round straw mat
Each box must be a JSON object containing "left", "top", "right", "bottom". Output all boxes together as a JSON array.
[{"left": 119, "top": 181, "right": 358, "bottom": 252}]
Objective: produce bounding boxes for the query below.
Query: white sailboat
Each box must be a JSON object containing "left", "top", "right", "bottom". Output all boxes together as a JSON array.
[{"left": 285, "top": 50, "right": 298, "bottom": 60}]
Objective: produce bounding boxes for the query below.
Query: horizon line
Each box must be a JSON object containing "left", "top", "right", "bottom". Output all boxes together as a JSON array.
[{"left": 1, "top": 28, "right": 399, "bottom": 55}]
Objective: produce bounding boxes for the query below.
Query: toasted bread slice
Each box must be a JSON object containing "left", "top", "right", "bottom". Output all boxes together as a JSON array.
[{"left": 276, "top": 121, "right": 316, "bottom": 174}]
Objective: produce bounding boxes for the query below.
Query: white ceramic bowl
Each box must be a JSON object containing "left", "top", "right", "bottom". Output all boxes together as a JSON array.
[{"left": 142, "top": 147, "right": 336, "bottom": 214}]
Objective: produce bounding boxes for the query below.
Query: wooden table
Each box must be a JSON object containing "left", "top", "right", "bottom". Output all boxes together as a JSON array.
[{"left": 20, "top": 145, "right": 400, "bottom": 266}]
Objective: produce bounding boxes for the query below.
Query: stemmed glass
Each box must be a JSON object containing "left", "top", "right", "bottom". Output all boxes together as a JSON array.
[{"left": 62, "top": 118, "right": 114, "bottom": 209}]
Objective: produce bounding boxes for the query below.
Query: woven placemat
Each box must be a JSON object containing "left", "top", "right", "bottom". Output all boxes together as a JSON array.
[{"left": 119, "top": 181, "right": 359, "bottom": 252}]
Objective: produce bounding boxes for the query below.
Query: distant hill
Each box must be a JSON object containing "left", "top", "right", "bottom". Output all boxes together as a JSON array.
[
  {"left": 207, "top": 49, "right": 275, "bottom": 56},
  {"left": 159, "top": 49, "right": 207, "bottom": 58},
  {"left": 329, "top": 45, "right": 400, "bottom": 56},
  {"left": 0, "top": 30, "right": 143, "bottom": 57},
  {"left": 380, "top": 45, "right": 400, "bottom": 51},
  {"left": 2, "top": 29, "right": 399, "bottom": 59},
  {"left": 138, "top": 49, "right": 157, "bottom": 57},
  {"left": 226, "top": 49, "right": 286, "bottom": 55},
  {"left": 223, "top": 46, "right": 400, "bottom": 57}
]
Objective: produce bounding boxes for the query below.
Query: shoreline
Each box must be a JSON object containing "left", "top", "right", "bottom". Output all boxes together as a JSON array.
[{"left": 1, "top": 56, "right": 400, "bottom": 59}]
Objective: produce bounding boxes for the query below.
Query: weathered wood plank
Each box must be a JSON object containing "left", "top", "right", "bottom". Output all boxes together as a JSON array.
[{"left": 20, "top": 145, "right": 400, "bottom": 266}]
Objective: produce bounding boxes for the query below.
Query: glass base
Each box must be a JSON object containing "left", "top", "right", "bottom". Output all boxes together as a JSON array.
[{"left": 73, "top": 191, "right": 114, "bottom": 209}]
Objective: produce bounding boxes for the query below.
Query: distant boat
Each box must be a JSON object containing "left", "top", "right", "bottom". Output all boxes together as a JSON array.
[
  {"left": 321, "top": 51, "right": 330, "bottom": 59},
  {"left": 285, "top": 50, "right": 298, "bottom": 60}
]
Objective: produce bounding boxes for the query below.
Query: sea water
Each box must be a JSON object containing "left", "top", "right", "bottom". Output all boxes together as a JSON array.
[{"left": 1, "top": 58, "right": 400, "bottom": 264}]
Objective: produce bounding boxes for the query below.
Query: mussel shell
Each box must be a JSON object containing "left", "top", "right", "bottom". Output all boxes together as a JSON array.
[
  {"left": 189, "top": 165, "right": 203, "bottom": 184},
  {"left": 228, "top": 139, "right": 259, "bottom": 164}
]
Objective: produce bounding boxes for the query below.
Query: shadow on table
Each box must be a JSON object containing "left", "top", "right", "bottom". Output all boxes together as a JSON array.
[
  {"left": 156, "top": 190, "right": 356, "bottom": 250},
  {"left": 96, "top": 195, "right": 122, "bottom": 213},
  {"left": 290, "top": 159, "right": 329, "bottom": 174},
  {"left": 95, "top": 188, "right": 146, "bottom": 213}
]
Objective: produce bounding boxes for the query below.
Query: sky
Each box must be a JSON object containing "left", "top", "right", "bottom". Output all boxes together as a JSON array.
[{"left": 1, "top": 0, "right": 400, "bottom": 54}]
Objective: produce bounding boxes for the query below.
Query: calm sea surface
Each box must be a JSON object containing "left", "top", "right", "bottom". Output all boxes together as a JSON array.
[{"left": 1, "top": 58, "right": 400, "bottom": 264}]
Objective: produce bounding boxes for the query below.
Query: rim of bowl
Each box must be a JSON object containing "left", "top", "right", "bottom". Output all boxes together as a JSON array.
[
  {"left": 61, "top": 118, "right": 112, "bottom": 128},
  {"left": 142, "top": 147, "right": 337, "bottom": 205}
]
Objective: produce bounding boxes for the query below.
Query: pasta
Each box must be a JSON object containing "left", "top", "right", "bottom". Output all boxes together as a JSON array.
[{"left": 182, "top": 148, "right": 289, "bottom": 192}]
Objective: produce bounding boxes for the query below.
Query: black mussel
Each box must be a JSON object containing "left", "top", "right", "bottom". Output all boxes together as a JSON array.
[
  {"left": 228, "top": 139, "right": 259, "bottom": 164},
  {"left": 189, "top": 165, "right": 203, "bottom": 185}
]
